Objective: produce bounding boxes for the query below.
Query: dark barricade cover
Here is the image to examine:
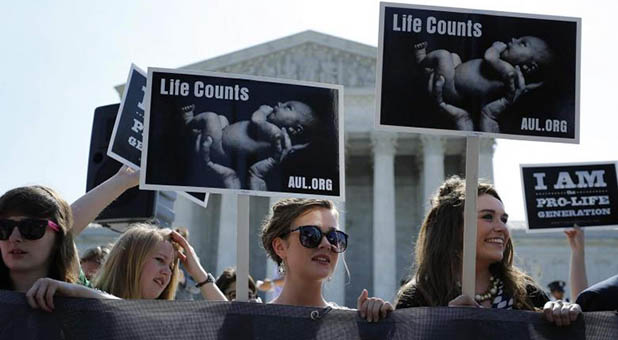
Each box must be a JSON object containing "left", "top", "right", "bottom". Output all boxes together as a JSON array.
[{"left": 1, "top": 290, "right": 616, "bottom": 339}]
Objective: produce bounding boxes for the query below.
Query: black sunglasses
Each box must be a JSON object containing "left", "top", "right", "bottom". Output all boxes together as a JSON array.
[
  {"left": 0, "top": 218, "right": 60, "bottom": 241},
  {"left": 280, "top": 225, "right": 348, "bottom": 253}
]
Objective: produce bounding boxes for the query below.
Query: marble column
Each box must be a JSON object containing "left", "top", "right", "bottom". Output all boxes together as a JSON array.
[
  {"left": 371, "top": 132, "right": 397, "bottom": 301},
  {"left": 421, "top": 135, "right": 445, "bottom": 211},
  {"left": 479, "top": 138, "right": 496, "bottom": 183},
  {"left": 217, "top": 193, "right": 237, "bottom": 275}
]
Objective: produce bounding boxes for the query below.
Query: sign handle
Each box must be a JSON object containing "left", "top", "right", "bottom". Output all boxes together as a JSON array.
[
  {"left": 235, "top": 194, "right": 250, "bottom": 302},
  {"left": 462, "top": 135, "right": 480, "bottom": 298}
]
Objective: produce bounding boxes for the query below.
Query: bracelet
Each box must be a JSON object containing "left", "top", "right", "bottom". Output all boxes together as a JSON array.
[{"left": 195, "top": 273, "right": 216, "bottom": 288}]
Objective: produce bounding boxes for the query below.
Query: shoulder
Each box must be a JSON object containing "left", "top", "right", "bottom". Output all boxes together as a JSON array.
[
  {"left": 576, "top": 274, "right": 618, "bottom": 312},
  {"left": 395, "top": 283, "right": 428, "bottom": 309},
  {"left": 524, "top": 281, "right": 550, "bottom": 308},
  {"left": 77, "top": 268, "right": 93, "bottom": 288}
]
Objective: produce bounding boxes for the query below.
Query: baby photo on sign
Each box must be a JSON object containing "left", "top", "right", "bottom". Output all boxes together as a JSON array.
[
  {"left": 141, "top": 68, "right": 343, "bottom": 199},
  {"left": 377, "top": 3, "right": 580, "bottom": 142}
]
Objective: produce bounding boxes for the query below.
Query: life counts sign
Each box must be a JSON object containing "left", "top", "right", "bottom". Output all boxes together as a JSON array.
[{"left": 521, "top": 162, "right": 618, "bottom": 231}]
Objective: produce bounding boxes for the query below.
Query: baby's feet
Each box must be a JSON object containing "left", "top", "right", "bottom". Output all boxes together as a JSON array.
[
  {"left": 414, "top": 42, "right": 428, "bottom": 64},
  {"left": 180, "top": 104, "right": 195, "bottom": 124}
]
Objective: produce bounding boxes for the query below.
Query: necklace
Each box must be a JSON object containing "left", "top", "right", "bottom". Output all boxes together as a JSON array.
[{"left": 474, "top": 276, "right": 500, "bottom": 303}]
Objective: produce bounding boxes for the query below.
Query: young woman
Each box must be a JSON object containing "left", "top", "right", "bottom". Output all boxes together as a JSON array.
[
  {"left": 0, "top": 186, "right": 80, "bottom": 292},
  {"left": 395, "top": 176, "right": 581, "bottom": 326},
  {"left": 261, "top": 198, "right": 392, "bottom": 322},
  {"left": 0, "top": 185, "right": 114, "bottom": 312}
]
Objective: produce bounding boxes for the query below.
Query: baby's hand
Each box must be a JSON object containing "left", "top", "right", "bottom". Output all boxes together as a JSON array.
[
  {"left": 259, "top": 105, "right": 273, "bottom": 114},
  {"left": 491, "top": 41, "right": 507, "bottom": 52}
]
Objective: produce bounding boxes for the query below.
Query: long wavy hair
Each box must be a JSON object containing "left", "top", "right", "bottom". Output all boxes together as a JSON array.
[
  {"left": 396, "top": 176, "right": 539, "bottom": 310},
  {"left": 0, "top": 186, "right": 80, "bottom": 289},
  {"left": 93, "top": 224, "right": 179, "bottom": 299}
]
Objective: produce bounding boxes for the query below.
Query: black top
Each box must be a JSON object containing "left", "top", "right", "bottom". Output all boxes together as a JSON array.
[
  {"left": 396, "top": 281, "right": 549, "bottom": 310},
  {"left": 576, "top": 274, "right": 618, "bottom": 312}
]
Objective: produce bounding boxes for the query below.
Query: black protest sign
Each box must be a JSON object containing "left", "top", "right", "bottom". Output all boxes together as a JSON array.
[
  {"left": 109, "top": 64, "right": 208, "bottom": 207},
  {"left": 141, "top": 67, "right": 344, "bottom": 199},
  {"left": 108, "top": 64, "right": 147, "bottom": 167},
  {"left": 377, "top": 3, "right": 580, "bottom": 143},
  {"left": 521, "top": 162, "right": 618, "bottom": 230}
]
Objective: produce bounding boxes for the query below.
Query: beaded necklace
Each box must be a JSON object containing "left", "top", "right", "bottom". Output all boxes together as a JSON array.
[{"left": 474, "top": 276, "right": 501, "bottom": 303}]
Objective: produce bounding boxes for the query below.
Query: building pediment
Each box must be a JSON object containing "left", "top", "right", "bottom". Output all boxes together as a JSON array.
[
  {"left": 183, "top": 30, "right": 377, "bottom": 88},
  {"left": 116, "top": 30, "right": 377, "bottom": 96}
]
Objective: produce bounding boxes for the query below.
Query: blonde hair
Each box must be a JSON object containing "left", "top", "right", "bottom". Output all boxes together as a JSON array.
[
  {"left": 93, "top": 224, "right": 179, "bottom": 299},
  {"left": 0, "top": 186, "right": 80, "bottom": 289}
]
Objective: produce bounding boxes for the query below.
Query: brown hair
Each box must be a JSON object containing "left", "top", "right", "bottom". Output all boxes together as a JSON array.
[
  {"left": 93, "top": 224, "right": 179, "bottom": 300},
  {"left": 260, "top": 198, "right": 336, "bottom": 267},
  {"left": 396, "top": 176, "right": 538, "bottom": 310},
  {"left": 0, "top": 186, "right": 80, "bottom": 289},
  {"left": 215, "top": 267, "right": 257, "bottom": 297}
]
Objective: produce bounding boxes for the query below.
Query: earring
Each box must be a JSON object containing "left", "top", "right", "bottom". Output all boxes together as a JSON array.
[{"left": 278, "top": 262, "right": 286, "bottom": 275}]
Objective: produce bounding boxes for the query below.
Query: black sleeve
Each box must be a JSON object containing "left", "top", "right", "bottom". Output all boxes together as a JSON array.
[
  {"left": 575, "top": 275, "right": 618, "bottom": 312},
  {"left": 526, "top": 283, "right": 550, "bottom": 309},
  {"left": 395, "top": 285, "right": 428, "bottom": 309}
]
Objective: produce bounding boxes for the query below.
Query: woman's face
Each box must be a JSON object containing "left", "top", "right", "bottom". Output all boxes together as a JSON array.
[
  {"left": 278, "top": 208, "right": 340, "bottom": 282},
  {"left": 475, "top": 194, "right": 510, "bottom": 266},
  {"left": 0, "top": 215, "right": 57, "bottom": 277},
  {"left": 139, "top": 240, "right": 175, "bottom": 299}
]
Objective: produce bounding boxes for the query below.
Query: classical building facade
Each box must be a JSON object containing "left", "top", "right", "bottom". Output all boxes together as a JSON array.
[{"left": 80, "top": 31, "right": 617, "bottom": 306}]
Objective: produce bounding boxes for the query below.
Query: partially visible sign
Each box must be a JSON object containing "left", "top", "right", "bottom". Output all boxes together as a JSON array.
[
  {"left": 521, "top": 162, "right": 618, "bottom": 231},
  {"left": 108, "top": 64, "right": 208, "bottom": 207}
]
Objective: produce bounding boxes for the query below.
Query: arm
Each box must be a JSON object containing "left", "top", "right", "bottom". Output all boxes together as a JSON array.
[
  {"left": 565, "top": 226, "right": 588, "bottom": 299},
  {"left": 170, "top": 231, "right": 227, "bottom": 301},
  {"left": 197, "top": 136, "right": 241, "bottom": 189},
  {"left": 247, "top": 128, "right": 309, "bottom": 190},
  {"left": 431, "top": 74, "right": 474, "bottom": 130},
  {"left": 71, "top": 165, "right": 139, "bottom": 236},
  {"left": 251, "top": 105, "right": 283, "bottom": 150},
  {"left": 484, "top": 42, "right": 515, "bottom": 80},
  {"left": 26, "top": 278, "right": 119, "bottom": 312},
  {"left": 479, "top": 65, "right": 532, "bottom": 133}
]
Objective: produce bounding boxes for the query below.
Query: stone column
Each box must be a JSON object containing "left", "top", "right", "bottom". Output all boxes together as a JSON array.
[
  {"left": 479, "top": 138, "right": 496, "bottom": 183},
  {"left": 217, "top": 193, "right": 237, "bottom": 275},
  {"left": 371, "top": 132, "right": 397, "bottom": 301},
  {"left": 421, "top": 135, "right": 445, "bottom": 211}
]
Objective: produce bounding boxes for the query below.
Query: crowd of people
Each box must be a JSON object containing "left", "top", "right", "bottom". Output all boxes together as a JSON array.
[{"left": 1, "top": 166, "right": 616, "bottom": 328}]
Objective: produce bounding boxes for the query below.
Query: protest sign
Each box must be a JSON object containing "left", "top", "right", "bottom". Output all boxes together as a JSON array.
[
  {"left": 108, "top": 64, "right": 208, "bottom": 207},
  {"left": 141, "top": 67, "right": 344, "bottom": 199},
  {"left": 377, "top": 3, "right": 580, "bottom": 143},
  {"left": 521, "top": 162, "right": 618, "bottom": 231}
]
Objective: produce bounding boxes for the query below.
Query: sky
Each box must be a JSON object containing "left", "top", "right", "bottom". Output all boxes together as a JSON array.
[{"left": 0, "top": 0, "right": 616, "bottom": 223}]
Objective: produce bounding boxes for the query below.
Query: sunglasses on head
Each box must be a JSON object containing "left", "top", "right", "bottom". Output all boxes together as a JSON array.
[
  {"left": 280, "top": 225, "right": 348, "bottom": 253},
  {"left": 0, "top": 218, "right": 60, "bottom": 241}
]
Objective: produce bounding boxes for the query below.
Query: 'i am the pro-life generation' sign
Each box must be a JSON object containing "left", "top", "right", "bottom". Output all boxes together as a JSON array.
[
  {"left": 376, "top": 3, "right": 581, "bottom": 143},
  {"left": 521, "top": 162, "right": 618, "bottom": 231}
]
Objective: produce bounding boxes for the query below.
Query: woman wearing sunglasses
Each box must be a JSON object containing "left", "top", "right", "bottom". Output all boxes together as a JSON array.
[
  {"left": 261, "top": 198, "right": 393, "bottom": 322},
  {"left": 0, "top": 186, "right": 114, "bottom": 304}
]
